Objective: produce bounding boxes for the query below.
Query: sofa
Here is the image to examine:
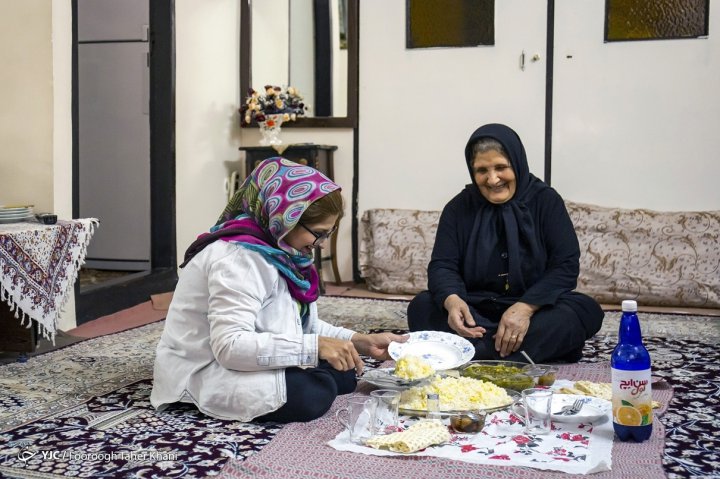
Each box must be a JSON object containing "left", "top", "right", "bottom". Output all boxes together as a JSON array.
[{"left": 359, "top": 201, "right": 720, "bottom": 310}]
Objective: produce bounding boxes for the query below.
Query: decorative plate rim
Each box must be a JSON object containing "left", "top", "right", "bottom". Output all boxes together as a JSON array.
[{"left": 388, "top": 331, "right": 474, "bottom": 370}]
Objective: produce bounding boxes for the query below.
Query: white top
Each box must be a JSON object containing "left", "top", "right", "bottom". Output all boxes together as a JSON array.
[
  {"left": 150, "top": 240, "right": 356, "bottom": 421},
  {"left": 621, "top": 300, "right": 638, "bottom": 312}
]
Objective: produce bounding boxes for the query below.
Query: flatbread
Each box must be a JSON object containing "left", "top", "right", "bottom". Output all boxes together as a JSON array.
[
  {"left": 560, "top": 381, "right": 661, "bottom": 409},
  {"left": 575, "top": 380, "right": 612, "bottom": 401},
  {"left": 365, "top": 420, "right": 450, "bottom": 453}
]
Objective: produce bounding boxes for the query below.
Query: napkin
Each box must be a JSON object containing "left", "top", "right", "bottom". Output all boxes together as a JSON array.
[{"left": 365, "top": 420, "right": 450, "bottom": 453}]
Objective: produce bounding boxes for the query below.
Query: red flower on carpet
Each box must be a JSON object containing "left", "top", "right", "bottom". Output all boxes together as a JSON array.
[{"left": 460, "top": 444, "right": 478, "bottom": 453}]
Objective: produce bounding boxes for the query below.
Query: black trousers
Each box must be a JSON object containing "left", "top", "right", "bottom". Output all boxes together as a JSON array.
[
  {"left": 256, "top": 360, "right": 357, "bottom": 423},
  {"left": 407, "top": 291, "right": 604, "bottom": 363}
]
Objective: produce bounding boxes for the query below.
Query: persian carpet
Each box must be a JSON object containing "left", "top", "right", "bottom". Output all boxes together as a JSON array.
[{"left": 0, "top": 297, "right": 718, "bottom": 478}]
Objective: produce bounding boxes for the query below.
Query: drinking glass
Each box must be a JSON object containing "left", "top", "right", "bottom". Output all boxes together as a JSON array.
[
  {"left": 522, "top": 388, "right": 553, "bottom": 435},
  {"left": 369, "top": 389, "right": 401, "bottom": 435},
  {"left": 336, "top": 396, "right": 375, "bottom": 444}
]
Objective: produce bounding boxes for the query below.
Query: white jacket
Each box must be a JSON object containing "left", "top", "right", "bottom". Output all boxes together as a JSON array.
[{"left": 150, "top": 240, "right": 355, "bottom": 421}]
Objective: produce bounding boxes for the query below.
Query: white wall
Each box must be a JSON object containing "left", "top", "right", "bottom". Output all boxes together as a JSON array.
[
  {"left": 0, "top": 0, "right": 54, "bottom": 212},
  {"left": 52, "top": 0, "right": 75, "bottom": 331},
  {"left": 358, "top": 0, "right": 720, "bottom": 214},
  {"left": 552, "top": 0, "right": 720, "bottom": 211},
  {"left": 175, "top": 0, "right": 243, "bottom": 263}
]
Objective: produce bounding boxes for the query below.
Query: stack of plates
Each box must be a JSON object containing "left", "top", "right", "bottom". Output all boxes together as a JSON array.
[{"left": 0, "top": 205, "right": 34, "bottom": 224}]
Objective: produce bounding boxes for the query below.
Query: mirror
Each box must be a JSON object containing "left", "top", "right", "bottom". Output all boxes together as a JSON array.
[{"left": 240, "top": 0, "right": 358, "bottom": 128}]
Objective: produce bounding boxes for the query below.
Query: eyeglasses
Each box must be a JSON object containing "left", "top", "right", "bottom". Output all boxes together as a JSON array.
[{"left": 299, "top": 223, "right": 337, "bottom": 246}]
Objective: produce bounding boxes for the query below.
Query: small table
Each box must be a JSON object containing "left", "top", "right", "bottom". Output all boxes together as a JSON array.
[
  {"left": 0, "top": 219, "right": 97, "bottom": 352},
  {"left": 238, "top": 144, "right": 340, "bottom": 292}
]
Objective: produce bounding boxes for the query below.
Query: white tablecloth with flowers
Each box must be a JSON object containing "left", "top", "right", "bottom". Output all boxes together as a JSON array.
[
  {"left": 0, "top": 219, "right": 97, "bottom": 342},
  {"left": 328, "top": 389, "right": 614, "bottom": 475}
]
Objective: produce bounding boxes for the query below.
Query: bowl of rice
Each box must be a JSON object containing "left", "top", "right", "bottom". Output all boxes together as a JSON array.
[{"left": 398, "top": 375, "right": 519, "bottom": 416}]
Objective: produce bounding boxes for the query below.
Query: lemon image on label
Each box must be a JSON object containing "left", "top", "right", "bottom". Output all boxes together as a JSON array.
[
  {"left": 616, "top": 405, "right": 643, "bottom": 426},
  {"left": 636, "top": 403, "right": 653, "bottom": 423}
]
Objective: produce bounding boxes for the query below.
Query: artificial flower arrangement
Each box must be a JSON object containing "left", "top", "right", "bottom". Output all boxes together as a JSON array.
[{"left": 239, "top": 85, "right": 307, "bottom": 126}]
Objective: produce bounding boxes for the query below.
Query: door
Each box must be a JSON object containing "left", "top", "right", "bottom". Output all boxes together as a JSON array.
[
  {"left": 77, "top": 0, "right": 151, "bottom": 271},
  {"left": 552, "top": 0, "right": 720, "bottom": 210}
]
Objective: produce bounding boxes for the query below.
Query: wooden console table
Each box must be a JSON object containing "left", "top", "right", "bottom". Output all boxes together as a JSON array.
[
  {"left": 238, "top": 144, "right": 340, "bottom": 292},
  {"left": 0, "top": 219, "right": 97, "bottom": 353}
]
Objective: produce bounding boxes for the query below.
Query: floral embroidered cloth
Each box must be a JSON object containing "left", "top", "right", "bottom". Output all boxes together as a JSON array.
[
  {"left": 329, "top": 404, "right": 614, "bottom": 475},
  {"left": 0, "top": 219, "right": 97, "bottom": 341}
]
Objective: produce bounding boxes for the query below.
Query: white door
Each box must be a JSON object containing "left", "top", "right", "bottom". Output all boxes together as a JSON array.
[
  {"left": 358, "top": 0, "right": 548, "bottom": 213},
  {"left": 552, "top": 0, "right": 720, "bottom": 210}
]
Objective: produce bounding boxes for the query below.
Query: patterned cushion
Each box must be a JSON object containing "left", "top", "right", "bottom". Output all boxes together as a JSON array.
[
  {"left": 359, "top": 209, "right": 440, "bottom": 294},
  {"left": 566, "top": 201, "right": 720, "bottom": 308},
  {"left": 359, "top": 204, "right": 720, "bottom": 308}
]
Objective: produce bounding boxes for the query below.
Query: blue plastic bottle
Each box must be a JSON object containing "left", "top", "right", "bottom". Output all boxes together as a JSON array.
[{"left": 611, "top": 300, "right": 653, "bottom": 442}]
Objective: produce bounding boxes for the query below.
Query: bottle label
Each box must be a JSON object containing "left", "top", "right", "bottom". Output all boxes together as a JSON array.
[{"left": 611, "top": 368, "right": 653, "bottom": 426}]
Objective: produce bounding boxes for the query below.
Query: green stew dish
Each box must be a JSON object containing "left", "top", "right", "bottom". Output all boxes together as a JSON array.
[{"left": 459, "top": 361, "right": 535, "bottom": 392}]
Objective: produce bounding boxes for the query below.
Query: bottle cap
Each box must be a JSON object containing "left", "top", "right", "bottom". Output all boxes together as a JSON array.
[
  {"left": 427, "top": 393, "right": 439, "bottom": 400},
  {"left": 621, "top": 300, "right": 637, "bottom": 312}
]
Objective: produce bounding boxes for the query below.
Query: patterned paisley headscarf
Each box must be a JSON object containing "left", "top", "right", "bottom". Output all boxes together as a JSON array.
[{"left": 182, "top": 157, "right": 340, "bottom": 308}]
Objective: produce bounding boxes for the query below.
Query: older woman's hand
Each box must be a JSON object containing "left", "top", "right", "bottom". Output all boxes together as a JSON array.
[
  {"left": 351, "top": 332, "right": 408, "bottom": 361},
  {"left": 495, "top": 301, "right": 538, "bottom": 357},
  {"left": 444, "top": 294, "right": 486, "bottom": 338}
]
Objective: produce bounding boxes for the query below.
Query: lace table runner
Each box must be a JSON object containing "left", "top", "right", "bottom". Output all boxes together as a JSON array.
[{"left": 0, "top": 219, "right": 97, "bottom": 341}]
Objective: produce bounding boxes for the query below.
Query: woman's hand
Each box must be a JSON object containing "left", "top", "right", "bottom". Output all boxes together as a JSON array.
[
  {"left": 318, "top": 336, "right": 364, "bottom": 375},
  {"left": 351, "top": 332, "right": 408, "bottom": 362},
  {"left": 495, "top": 301, "right": 538, "bottom": 357},
  {"left": 444, "top": 294, "right": 486, "bottom": 338}
]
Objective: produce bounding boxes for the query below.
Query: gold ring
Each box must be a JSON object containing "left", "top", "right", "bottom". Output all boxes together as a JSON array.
[{"left": 511, "top": 335, "right": 518, "bottom": 339}]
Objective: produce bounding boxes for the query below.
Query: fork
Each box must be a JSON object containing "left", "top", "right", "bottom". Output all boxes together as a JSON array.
[{"left": 561, "top": 399, "right": 585, "bottom": 416}]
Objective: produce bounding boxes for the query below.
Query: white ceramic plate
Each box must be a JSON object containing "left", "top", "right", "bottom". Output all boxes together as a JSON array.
[
  {"left": 0, "top": 206, "right": 33, "bottom": 213},
  {"left": 361, "top": 367, "right": 431, "bottom": 391},
  {"left": 0, "top": 216, "right": 33, "bottom": 224},
  {"left": 550, "top": 394, "right": 610, "bottom": 423},
  {"left": 389, "top": 331, "right": 474, "bottom": 370}
]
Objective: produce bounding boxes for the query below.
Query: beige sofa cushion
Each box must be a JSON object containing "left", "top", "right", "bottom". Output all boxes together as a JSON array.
[
  {"left": 360, "top": 204, "right": 720, "bottom": 309},
  {"left": 566, "top": 201, "right": 720, "bottom": 309},
  {"left": 359, "top": 209, "right": 439, "bottom": 294}
]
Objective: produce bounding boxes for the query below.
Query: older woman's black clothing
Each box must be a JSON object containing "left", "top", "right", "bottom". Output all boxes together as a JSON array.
[{"left": 407, "top": 123, "right": 603, "bottom": 363}]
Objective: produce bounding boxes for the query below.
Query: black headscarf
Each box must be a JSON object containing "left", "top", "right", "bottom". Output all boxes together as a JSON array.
[{"left": 462, "top": 123, "right": 549, "bottom": 296}]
